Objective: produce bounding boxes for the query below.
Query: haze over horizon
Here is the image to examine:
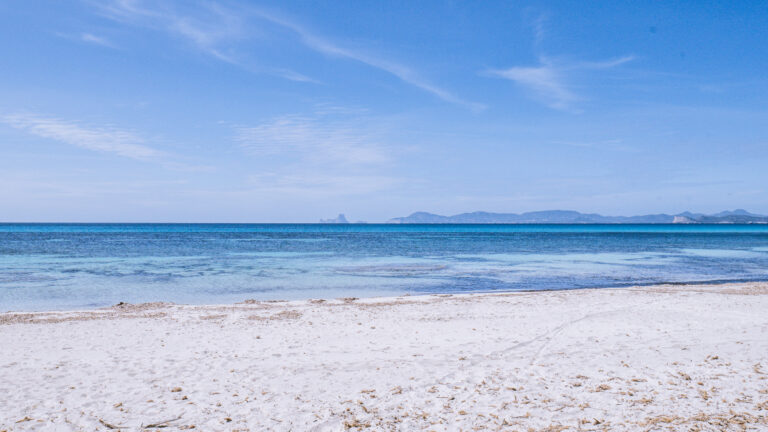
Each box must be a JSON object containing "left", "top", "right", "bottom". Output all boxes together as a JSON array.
[{"left": 2, "top": 1, "right": 767, "bottom": 222}]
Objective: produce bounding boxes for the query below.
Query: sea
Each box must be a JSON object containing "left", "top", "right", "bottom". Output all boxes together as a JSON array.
[{"left": 1, "top": 223, "right": 768, "bottom": 311}]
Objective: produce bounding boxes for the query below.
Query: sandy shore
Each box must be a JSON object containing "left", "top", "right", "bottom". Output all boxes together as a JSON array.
[{"left": 1, "top": 283, "right": 767, "bottom": 431}]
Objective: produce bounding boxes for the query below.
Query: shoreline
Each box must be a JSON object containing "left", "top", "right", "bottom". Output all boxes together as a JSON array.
[
  {"left": 7, "top": 276, "right": 768, "bottom": 315},
  {"left": 2, "top": 281, "right": 767, "bottom": 430}
]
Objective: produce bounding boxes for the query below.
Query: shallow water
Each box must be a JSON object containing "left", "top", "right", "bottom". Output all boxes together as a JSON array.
[{"left": 1, "top": 224, "right": 768, "bottom": 311}]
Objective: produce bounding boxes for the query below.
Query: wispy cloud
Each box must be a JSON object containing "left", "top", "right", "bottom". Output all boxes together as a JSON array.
[
  {"left": 485, "top": 12, "right": 634, "bottom": 112},
  {"left": 232, "top": 110, "right": 391, "bottom": 165},
  {"left": 55, "top": 31, "right": 116, "bottom": 48},
  {"left": 487, "top": 55, "right": 634, "bottom": 111},
  {"left": 2, "top": 112, "right": 215, "bottom": 171},
  {"left": 268, "top": 68, "right": 319, "bottom": 83},
  {"left": 487, "top": 58, "right": 578, "bottom": 111},
  {"left": 2, "top": 113, "right": 161, "bottom": 160},
  {"left": 93, "top": 0, "right": 243, "bottom": 63},
  {"left": 229, "top": 105, "right": 413, "bottom": 197},
  {"left": 251, "top": 10, "right": 484, "bottom": 110},
  {"left": 92, "top": 1, "right": 478, "bottom": 108},
  {"left": 576, "top": 56, "right": 636, "bottom": 69},
  {"left": 80, "top": 32, "right": 115, "bottom": 47},
  {"left": 527, "top": 11, "right": 549, "bottom": 47}
]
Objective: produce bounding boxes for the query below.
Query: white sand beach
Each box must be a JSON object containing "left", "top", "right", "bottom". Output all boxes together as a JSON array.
[{"left": 1, "top": 282, "right": 767, "bottom": 431}]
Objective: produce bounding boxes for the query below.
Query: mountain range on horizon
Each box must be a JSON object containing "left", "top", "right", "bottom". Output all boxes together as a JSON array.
[{"left": 381, "top": 209, "right": 768, "bottom": 224}]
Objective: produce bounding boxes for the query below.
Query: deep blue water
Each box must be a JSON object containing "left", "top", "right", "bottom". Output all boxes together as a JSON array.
[{"left": 1, "top": 223, "right": 768, "bottom": 311}]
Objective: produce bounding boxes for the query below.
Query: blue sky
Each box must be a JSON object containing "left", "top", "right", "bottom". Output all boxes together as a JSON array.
[{"left": 1, "top": 0, "right": 767, "bottom": 222}]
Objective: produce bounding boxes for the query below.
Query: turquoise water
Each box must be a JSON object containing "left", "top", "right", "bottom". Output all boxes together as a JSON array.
[{"left": 1, "top": 224, "right": 768, "bottom": 311}]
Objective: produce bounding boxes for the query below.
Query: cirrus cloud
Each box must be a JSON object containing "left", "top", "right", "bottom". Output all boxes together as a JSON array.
[
  {"left": 486, "top": 55, "right": 634, "bottom": 111},
  {"left": 2, "top": 113, "right": 161, "bottom": 160}
]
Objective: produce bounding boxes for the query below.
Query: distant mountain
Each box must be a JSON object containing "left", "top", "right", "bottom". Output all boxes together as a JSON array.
[
  {"left": 387, "top": 210, "right": 768, "bottom": 224},
  {"left": 712, "top": 209, "right": 763, "bottom": 218},
  {"left": 319, "top": 214, "right": 349, "bottom": 224}
]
